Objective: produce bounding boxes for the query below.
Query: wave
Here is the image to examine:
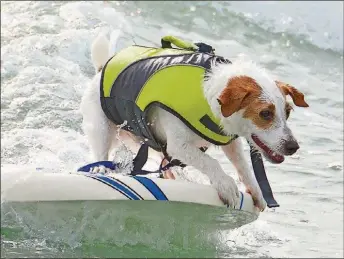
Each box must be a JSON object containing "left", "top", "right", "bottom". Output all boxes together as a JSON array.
[
  {"left": 215, "top": 1, "right": 343, "bottom": 54},
  {"left": 107, "top": 1, "right": 343, "bottom": 55}
]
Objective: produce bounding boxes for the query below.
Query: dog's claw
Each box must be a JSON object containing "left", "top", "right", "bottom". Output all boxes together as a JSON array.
[
  {"left": 89, "top": 165, "right": 114, "bottom": 175},
  {"left": 245, "top": 186, "right": 266, "bottom": 212}
]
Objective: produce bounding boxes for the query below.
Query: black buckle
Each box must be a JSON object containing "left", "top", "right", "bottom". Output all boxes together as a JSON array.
[{"left": 194, "top": 42, "right": 215, "bottom": 54}]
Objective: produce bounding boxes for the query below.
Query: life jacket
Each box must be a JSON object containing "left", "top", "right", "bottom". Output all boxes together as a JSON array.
[{"left": 100, "top": 36, "right": 237, "bottom": 152}]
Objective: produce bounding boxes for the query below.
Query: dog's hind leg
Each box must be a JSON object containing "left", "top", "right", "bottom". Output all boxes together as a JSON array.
[
  {"left": 80, "top": 74, "right": 113, "bottom": 161},
  {"left": 82, "top": 110, "right": 112, "bottom": 161}
]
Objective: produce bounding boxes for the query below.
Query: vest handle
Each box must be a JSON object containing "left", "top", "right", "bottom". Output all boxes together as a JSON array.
[
  {"left": 161, "top": 35, "right": 216, "bottom": 55},
  {"left": 161, "top": 35, "right": 198, "bottom": 51}
]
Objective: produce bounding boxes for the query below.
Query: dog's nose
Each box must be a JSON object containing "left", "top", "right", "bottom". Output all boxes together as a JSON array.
[{"left": 284, "top": 140, "right": 300, "bottom": 155}]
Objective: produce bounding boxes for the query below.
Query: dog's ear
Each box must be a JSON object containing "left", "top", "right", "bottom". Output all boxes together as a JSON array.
[
  {"left": 217, "top": 80, "right": 252, "bottom": 117},
  {"left": 275, "top": 81, "right": 309, "bottom": 107}
]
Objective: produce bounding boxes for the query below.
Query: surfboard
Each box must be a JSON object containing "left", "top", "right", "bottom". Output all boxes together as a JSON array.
[{"left": 1, "top": 167, "right": 258, "bottom": 210}]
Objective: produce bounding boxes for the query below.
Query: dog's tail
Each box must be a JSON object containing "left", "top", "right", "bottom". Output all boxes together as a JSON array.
[
  {"left": 91, "top": 30, "right": 122, "bottom": 74},
  {"left": 108, "top": 29, "right": 121, "bottom": 57},
  {"left": 91, "top": 34, "right": 110, "bottom": 73}
]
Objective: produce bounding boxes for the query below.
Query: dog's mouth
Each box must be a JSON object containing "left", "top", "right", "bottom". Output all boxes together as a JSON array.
[{"left": 251, "top": 134, "right": 285, "bottom": 164}]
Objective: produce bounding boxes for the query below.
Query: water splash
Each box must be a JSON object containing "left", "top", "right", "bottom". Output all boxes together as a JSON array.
[{"left": 110, "top": 120, "right": 135, "bottom": 175}]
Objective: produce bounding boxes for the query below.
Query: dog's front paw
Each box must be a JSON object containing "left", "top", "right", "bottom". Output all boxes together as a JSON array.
[
  {"left": 246, "top": 185, "right": 266, "bottom": 212},
  {"left": 90, "top": 165, "right": 114, "bottom": 175},
  {"left": 215, "top": 176, "right": 240, "bottom": 208}
]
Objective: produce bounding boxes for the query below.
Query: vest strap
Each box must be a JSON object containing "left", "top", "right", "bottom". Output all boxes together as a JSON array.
[{"left": 249, "top": 142, "right": 279, "bottom": 208}]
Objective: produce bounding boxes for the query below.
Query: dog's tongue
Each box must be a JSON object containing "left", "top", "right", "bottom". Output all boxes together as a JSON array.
[
  {"left": 249, "top": 144, "right": 280, "bottom": 208},
  {"left": 269, "top": 152, "right": 284, "bottom": 163}
]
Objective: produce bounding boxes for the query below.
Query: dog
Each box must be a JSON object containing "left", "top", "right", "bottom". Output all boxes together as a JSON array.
[{"left": 80, "top": 33, "right": 309, "bottom": 211}]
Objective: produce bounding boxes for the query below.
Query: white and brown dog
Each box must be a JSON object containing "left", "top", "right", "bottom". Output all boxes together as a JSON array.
[{"left": 80, "top": 33, "right": 309, "bottom": 211}]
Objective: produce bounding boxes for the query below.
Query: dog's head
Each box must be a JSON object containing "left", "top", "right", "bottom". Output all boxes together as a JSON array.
[{"left": 217, "top": 75, "right": 309, "bottom": 164}]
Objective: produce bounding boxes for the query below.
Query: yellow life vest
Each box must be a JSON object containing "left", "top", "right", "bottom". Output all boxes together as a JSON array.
[{"left": 100, "top": 43, "right": 236, "bottom": 151}]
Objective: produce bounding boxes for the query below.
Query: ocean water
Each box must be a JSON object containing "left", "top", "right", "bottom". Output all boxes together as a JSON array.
[{"left": 1, "top": 1, "right": 343, "bottom": 258}]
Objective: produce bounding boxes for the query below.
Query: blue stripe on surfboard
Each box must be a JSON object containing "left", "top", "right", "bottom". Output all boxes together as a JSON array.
[
  {"left": 132, "top": 176, "right": 169, "bottom": 201},
  {"left": 112, "top": 176, "right": 144, "bottom": 200},
  {"left": 87, "top": 175, "right": 142, "bottom": 200}
]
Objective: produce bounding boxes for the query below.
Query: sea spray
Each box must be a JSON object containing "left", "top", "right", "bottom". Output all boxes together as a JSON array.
[{"left": 110, "top": 120, "right": 135, "bottom": 176}]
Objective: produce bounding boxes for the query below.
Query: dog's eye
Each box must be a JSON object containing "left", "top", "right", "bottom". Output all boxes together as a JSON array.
[{"left": 259, "top": 110, "right": 274, "bottom": 121}]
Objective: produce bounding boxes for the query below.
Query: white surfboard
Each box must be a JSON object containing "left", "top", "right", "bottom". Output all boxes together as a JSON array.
[{"left": 1, "top": 166, "right": 259, "bottom": 216}]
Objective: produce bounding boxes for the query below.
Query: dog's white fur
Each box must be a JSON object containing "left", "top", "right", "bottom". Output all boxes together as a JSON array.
[{"left": 81, "top": 33, "right": 301, "bottom": 211}]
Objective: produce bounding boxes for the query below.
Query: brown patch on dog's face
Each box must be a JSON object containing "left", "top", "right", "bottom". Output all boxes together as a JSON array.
[
  {"left": 217, "top": 76, "right": 281, "bottom": 130},
  {"left": 243, "top": 102, "right": 276, "bottom": 130},
  {"left": 217, "top": 76, "right": 262, "bottom": 117}
]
